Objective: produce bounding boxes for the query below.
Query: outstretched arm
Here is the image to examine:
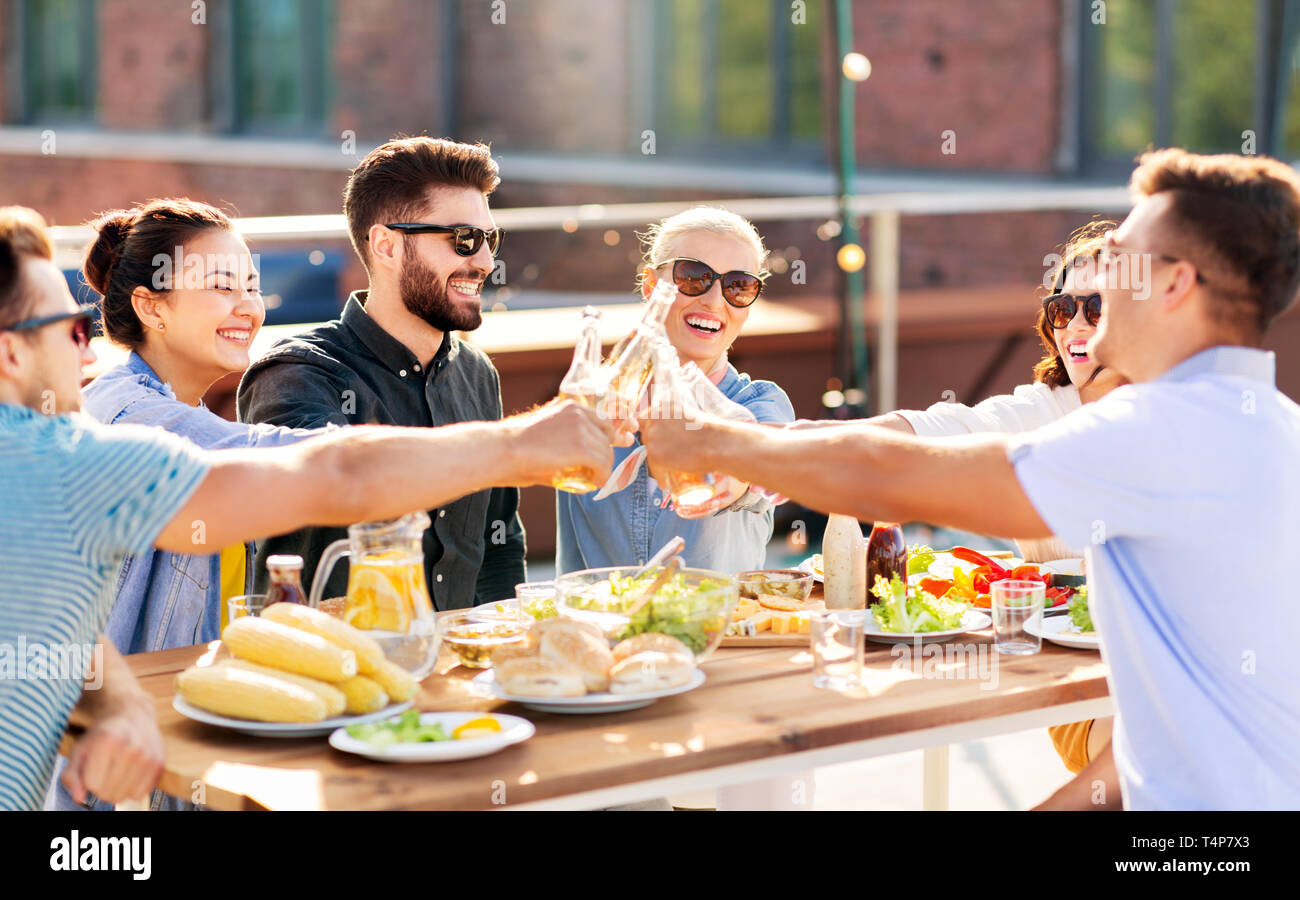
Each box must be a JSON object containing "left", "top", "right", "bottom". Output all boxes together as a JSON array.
[
  {"left": 640, "top": 415, "right": 1052, "bottom": 540},
  {"left": 154, "top": 400, "right": 614, "bottom": 553}
]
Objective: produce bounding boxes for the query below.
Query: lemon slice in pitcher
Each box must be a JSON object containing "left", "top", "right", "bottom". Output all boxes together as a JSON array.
[{"left": 344, "top": 567, "right": 412, "bottom": 633}]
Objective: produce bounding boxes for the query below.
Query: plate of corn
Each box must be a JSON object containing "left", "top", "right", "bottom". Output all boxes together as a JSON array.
[
  {"left": 173, "top": 695, "right": 414, "bottom": 738},
  {"left": 172, "top": 603, "right": 424, "bottom": 737}
]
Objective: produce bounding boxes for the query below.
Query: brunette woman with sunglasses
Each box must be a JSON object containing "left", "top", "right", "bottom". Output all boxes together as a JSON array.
[
  {"left": 857, "top": 221, "right": 1124, "bottom": 786},
  {"left": 860, "top": 221, "right": 1127, "bottom": 562}
]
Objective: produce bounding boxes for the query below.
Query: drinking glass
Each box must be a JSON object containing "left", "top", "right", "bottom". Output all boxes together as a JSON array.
[
  {"left": 991, "top": 580, "right": 1045, "bottom": 655},
  {"left": 811, "top": 609, "right": 865, "bottom": 690},
  {"left": 515, "top": 580, "right": 557, "bottom": 620},
  {"left": 226, "top": 593, "right": 267, "bottom": 623}
]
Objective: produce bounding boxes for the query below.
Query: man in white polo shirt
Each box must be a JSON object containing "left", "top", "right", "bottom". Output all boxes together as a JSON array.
[{"left": 640, "top": 148, "right": 1300, "bottom": 810}]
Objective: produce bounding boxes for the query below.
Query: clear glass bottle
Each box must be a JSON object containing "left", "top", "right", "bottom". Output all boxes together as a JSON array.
[
  {"left": 601, "top": 279, "right": 677, "bottom": 421},
  {"left": 650, "top": 338, "right": 725, "bottom": 515},
  {"left": 552, "top": 306, "right": 607, "bottom": 493}
]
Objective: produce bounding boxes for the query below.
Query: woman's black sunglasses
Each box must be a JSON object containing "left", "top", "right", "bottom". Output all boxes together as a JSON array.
[
  {"left": 1042, "top": 292, "right": 1102, "bottom": 329},
  {"left": 661, "top": 257, "right": 764, "bottom": 308},
  {"left": 1, "top": 305, "right": 95, "bottom": 349},
  {"left": 383, "top": 223, "right": 503, "bottom": 257}
]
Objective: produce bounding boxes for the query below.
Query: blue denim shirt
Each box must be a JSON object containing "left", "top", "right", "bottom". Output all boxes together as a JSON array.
[
  {"left": 50, "top": 353, "right": 317, "bottom": 810},
  {"left": 556, "top": 365, "right": 795, "bottom": 575},
  {"left": 80, "top": 353, "right": 318, "bottom": 653}
]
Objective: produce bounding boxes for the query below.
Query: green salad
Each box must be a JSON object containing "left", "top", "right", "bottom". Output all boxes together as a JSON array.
[
  {"left": 870, "top": 574, "right": 970, "bottom": 633},
  {"left": 1068, "top": 587, "right": 1094, "bottom": 633},
  {"left": 345, "top": 710, "right": 450, "bottom": 748},
  {"left": 563, "top": 571, "right": 733, "bottom": 654},
  {"left": 906, "top": 545, "right": 937, "bottom": 576}
]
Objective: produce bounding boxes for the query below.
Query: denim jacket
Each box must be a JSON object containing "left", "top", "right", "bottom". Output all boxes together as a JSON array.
[
  {"left": 49, "top": 353, "right": 317, "bottom": 810},
  {"left": 80, "top": 353, "right": 318, "bottom": 652},
  {"left": 556, "top": 364, "right": 795, "bottom": 575}
]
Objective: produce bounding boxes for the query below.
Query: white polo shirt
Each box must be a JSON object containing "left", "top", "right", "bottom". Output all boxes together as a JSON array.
[{"left": 1007, "top": 346, "right": 1300, "bottom": 810}]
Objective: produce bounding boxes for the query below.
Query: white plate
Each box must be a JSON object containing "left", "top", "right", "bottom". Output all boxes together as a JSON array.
[
  {"left": 863, "top": 608, "right": 992, "bottom": 644},
  {"left": 172, "top": 696, "right": 414, "bottom": 738},
  {"left": 1025, "top": 615, "right": 1100, "bottom": 650},
  {"left": 1039, "top": 557, "right": 1084, "bottom": 575},
  {"left": 471, "top": 667, "right": 706, "bottom": 714},
  {"left": 328, "top": 711, "right": 534, "bottom": 762},
  {"left": 925, "top": 551, "right": 1024, "bottom": 581}
]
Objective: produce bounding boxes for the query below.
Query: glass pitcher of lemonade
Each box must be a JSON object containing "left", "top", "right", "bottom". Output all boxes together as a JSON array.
[{"left": 307, "top": 512, "right": 440, "bottom": 679}]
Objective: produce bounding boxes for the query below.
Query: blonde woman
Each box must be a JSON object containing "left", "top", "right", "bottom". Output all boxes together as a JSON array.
[
  {"left": 556, "top": 206, "right": 795, "bottom": 575},
  {"left": 556, "top": 207, "right": 803, "bottom": 811}
]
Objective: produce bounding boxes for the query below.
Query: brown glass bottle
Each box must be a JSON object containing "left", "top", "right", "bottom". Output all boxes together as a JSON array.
[
  {"left": 265, "top": 554, "right": 308, "bottom": 607},
  {"left": 866, "top": 523, "right": 906, "bottom": 604}
]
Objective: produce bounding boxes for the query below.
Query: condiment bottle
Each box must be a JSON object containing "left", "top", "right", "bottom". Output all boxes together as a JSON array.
[
  {"left": 823, "top": 515, "right": 866, "bottom": 609},
  {"left": 866, "top": 522, "right": 907, "bottom": 603},
  {"left": 265, "top": 554, "right": 308, "bottom": 607}
]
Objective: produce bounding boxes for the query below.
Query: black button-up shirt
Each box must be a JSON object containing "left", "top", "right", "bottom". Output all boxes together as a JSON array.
[{"left": 236, "top": 291, "right": 526, "bottom": 610}]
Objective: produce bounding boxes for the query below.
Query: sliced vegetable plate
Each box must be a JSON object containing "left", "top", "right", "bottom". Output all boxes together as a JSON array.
[
  {"left": 471, "top": 667, "right": 706, "bottom": 715},
  {"left": 863, "top": 609, "right": 992, "bottom": 644},
  {"left": 172, "top": 696, "right": 413, "bottom": 739},
  {"left": 328, "top": 711, "right": 534, "bottom": 762},
  {"left": 1025, "top": 616, "right": 1099, "bottom": 650}
]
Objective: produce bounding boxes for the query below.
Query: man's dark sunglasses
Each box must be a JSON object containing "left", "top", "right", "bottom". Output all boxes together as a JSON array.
[
  {"left": 1, "top": 304, "right": 95, "bottom": 348},
  {"left": 662, "top": 257, "right": 764, "bottom": 308},
  {"left": 1042, "top": 292, "right": 1102, "bottom": 329},
  {"left": 383, "top": 223, "right": 503, "bottom": 257}
]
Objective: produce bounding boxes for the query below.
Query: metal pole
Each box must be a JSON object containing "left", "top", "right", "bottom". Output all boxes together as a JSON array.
[
  {"left": 834, "top": 0, "right": 868, "bottom": 411},
  {"left": 870, "top": 209, "right": 899, "bottom": 413}
]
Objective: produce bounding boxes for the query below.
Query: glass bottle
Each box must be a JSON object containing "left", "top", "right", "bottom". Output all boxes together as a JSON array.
[
  {"left": 601, "top": 279, "right": 677, "bottom": 422},
  {"left": 867, "top": 522, "right": 907, "bottom": 601},
  {"left": 552, "top": 306, "right": 607, "bottom": 493},
  {"left": 264, "top": 554, "right": 308, "bottom": 607},
  {"left": 649, "top": 338, "right": 724, "bottom": 514}
]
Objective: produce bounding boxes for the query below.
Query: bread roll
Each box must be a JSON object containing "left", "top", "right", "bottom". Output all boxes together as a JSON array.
[
  {"left": 611, "top": 632, "right": 693, "bottom": 663},
  {"left": 490, "top": 642, "right": 537, "bottom": 667},
  {"left": 539, "top": 628, "right": 615, "bottom": 692},
  {"left": 527, "top": 617, "right": 606, "bottom": 647},
  {"left": 497, "top": 656, "right": 586, "bottom": 698},
  {"left": 608, "top": 651, "right": 695, "bottom": 694}
]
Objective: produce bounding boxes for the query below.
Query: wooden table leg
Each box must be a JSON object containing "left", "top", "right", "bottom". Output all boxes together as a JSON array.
[{"left": 922, "top": 745, "right": 950, "bottom": 810}]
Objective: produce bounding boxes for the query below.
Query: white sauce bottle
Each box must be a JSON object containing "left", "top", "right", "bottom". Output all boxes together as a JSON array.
[{"left": 823, "top": 514, "right": 867, "bottom": 609}]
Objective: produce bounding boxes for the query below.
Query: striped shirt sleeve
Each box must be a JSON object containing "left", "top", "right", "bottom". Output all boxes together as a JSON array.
[{"left": 54, "top": 417, "right": 211, "bottom": 567}]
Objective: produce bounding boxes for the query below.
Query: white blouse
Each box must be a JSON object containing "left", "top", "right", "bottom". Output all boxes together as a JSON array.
[{"left": 897, "top": 381, "right": 1082, "bottom": 563}]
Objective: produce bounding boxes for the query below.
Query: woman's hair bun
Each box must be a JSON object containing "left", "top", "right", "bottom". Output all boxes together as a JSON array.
[{"left": 83, "top": 209, "right": 136, "bottom": 296}]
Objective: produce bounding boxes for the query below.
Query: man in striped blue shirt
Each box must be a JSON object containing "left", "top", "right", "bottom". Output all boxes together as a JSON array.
[{"left": 0, "top": 207, "right": 616, "bottom": 810}]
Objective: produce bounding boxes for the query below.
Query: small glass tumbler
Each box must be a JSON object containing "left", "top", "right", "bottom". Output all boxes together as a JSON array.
[
  {"left": 811, "top": 609, "right": 866, "bottom": 690},
  {"left": 226, "top": 593, "right": 267, "bottom": 624},
  {"left": 991, "top": 580, "right": 1045, "bottom": 655}
]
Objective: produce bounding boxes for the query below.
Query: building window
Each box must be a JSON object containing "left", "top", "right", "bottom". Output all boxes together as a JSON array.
[
  {"left": 655, "top": 0, "right": 825, "bottom": 160},
  {"left": 229, "top": 0, "right": 332, "bottom": 136},
  {"left": 21, "top": 0, "right": 97, "bottom": 124},
  {"left": 1080, "top": 0, "right": 1297, "bottom": 173}
]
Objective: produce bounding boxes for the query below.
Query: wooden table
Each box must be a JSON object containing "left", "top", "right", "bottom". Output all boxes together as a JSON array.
[{"left": 84, "top": 625, "right": 1112, "bottom": 811}]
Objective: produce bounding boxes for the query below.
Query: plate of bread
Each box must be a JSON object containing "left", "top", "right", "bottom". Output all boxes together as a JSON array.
[{"left": 471, "top": 619, "right": 706, "bottom": 714}]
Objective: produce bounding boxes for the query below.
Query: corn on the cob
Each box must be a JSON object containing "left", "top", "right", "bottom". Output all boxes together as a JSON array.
[
  {"left": 221, "top": 616, "right": 357, "bottom": 682},
  {"left": 338, "top": 675, "right": 389, "bottom": 714},
  {"left": 176, "top": 664, "right": 327, "bottom": 723},
  {"left": 216, "top": 659, "right": 346, "bottom": 718},
  {"left": 259, "top": 602, "right": 385, "bottom": 675},
  {"left": 368, "top": 657, "right": 419, "bottom": 702}
]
